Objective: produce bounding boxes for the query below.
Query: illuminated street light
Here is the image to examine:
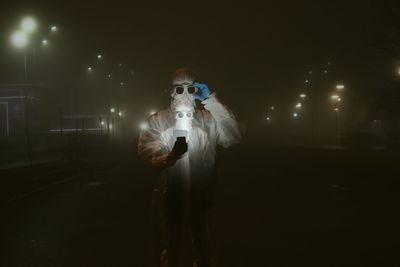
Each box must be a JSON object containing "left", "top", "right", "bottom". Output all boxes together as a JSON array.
[
  {"left": 149, "top": 110, "right": 156, "bottom": 116},
  {"left": 120, "top": 82, "right": 124, "bottom": 86},
  {"left": 331, "top": 95, "right": 340, "bottom": 100},
  {"left": 118, "top": 111, "right": 123, "bottom": 117},
  {"left": 50, "top": 25, "right": 58, "bottom": 33},
  {"left": 266, "top": 116, "right": 271, "bottom": 121},
  {"left": 324, "top": 70, "right": 328, "bottom": 74},
  {"left": 97, "top": 54, "right": 103, "bottom": 60},
  {"left": 10, "top": 31, "right": 29, "bottom": 48},
  {"left": 101, "top": 121, "right": 105, "bottom": 126},
  {"left": 139, "top": 122, "right": 148, "bottom": 130},
  {"left": 293, "top": 113, "right": 299, "bottom": 118},
  {"left": 110, "top": 108, "right": 116, "bottom": 113},
  {"left": 87, "top": 66, "right": 93, "bottom": 71},
  {"left": 21, "top": 17, "right": 37, "bottom": 33},
  {"left": 296, "top": 103, "right": 302, "bottom": 109},
  {"left": 300, "top": 94, "right": 307, "bottom": 99},
  {"left": 334, "top": 108, "right": 340, "bottom": 112},
  {"left": 41, "top": 39, "right": 49, "bottom": 46},
  {"left": 270, "top": 106, "right": 275, "bottom": 111},
  {"left": 336, "top": 84, "right": 345, "bottom": 90},
  {"left": 107, "top": 74, "right": 111, "bottom": 78},
  {"left": 305, "top": 79, "right": 310, "bottom": 84}
]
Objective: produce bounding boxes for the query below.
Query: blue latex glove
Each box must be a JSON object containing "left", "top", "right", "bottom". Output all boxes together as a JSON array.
[{"left": 193, "top": 82, "right": 211, "bottom": 101}]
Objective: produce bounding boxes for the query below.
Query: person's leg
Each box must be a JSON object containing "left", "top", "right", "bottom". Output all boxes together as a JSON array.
[
  {"left": 165, "top": 212, "right": 184, "bottom": 267},
  {"left": 165, "top": 176, "right": 186, "bottom": 267},
  {"left": 191, "top": 209, "right": 212, "bottom": 267}
]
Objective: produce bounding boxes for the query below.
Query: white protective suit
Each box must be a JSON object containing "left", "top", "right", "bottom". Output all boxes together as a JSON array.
[{"left": 138, "top": 93, "right": 242, "bottom": 181}]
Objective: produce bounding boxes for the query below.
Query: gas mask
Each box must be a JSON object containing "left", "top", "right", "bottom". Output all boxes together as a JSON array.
[{"left": 174, "top": 108, "right": 194, "bottom": 131}]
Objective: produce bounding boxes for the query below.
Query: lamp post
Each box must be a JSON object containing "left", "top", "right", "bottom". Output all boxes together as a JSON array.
[{"left": 10, "top": 17, "right": 39, "bottom": 166}]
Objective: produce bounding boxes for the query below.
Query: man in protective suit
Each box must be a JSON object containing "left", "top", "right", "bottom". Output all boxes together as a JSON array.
[{"left": 138, "top": 68, "right": 241, "bottom": 267}]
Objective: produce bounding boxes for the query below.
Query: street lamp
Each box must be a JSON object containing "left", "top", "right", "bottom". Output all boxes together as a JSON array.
[
  {"left": 331, "top": 95, "right": 340, "bottom": 101},
  {"left": 10, "top": 16, "right": 38, "bottom": 167},
  {"left": 110, "top": 107, "right": 116, "bottom": 113},
  {"left": 118, "top": 111, "right": 123, "bottom": 117},
  {"left": 10, "top": 31, "right": 29, "bottom": 49},
  {"left": 21, "top": 17, "right": 37, "bottom": 33},
  {"left": 50, "top": 25, "right": 58, "bottom": 33},
  {"left": 336, "top": 84, "right": 345, "bottom": 90},
  {"left": 293, "top": 113, "right": 299, "bottom": 118},
  {"left": 296, "top": 103, "right": 302, "bottom": 109},
  {"left": 139, "top": 122, "right": 148, "bottom": 130},
  {"left": 41, "top": 39, "right": 49, "bottom": 47},
  {"left": 87, "top": 66, "right": 93, "bottom": 71},
  {"left": 300, "top": 94, "right": 307, "bottom": 99}
]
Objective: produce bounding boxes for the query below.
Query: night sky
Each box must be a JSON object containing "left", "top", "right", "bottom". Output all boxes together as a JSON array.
[{"left": 0, "top": 0, "right": 396, "bottom": 126}]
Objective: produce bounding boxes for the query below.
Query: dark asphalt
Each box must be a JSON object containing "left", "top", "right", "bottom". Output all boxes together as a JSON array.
[{"left": 1, "top": 145, "right": 399, "bottom": 267}]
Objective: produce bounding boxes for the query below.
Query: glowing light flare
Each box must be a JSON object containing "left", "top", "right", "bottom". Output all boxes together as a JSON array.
[
  {"left": 300, "top": 94, "right": 307, "bottom": 99},
  {"left": 118, "top": 111, "right": 123, "bottom": 117},
  {"left": 110, "top": 108, "right": 116, "bottom": 113},
  {"left": 21, "top": 17, "right": 37, "bottom": 33},
  {"left": 50, "top": 25, "right": 58, "bottom": 33},
  {"left": 293, "top": 113, "right": 299, "bottom": 118},
  {"left": 296, "top": 103, "right": 302, "bottom": 108},
  {"left": 41, "top": 39, "right": 49, "bottom": 46},
  {"left": 139, "top": 122, "right": 148, "bottom": 130},
  {"left": 11, "top": 31, "right": 28, "bottom": 48},
  {"left": 336, "top": 84, "right": 345, "bottom": 90}
]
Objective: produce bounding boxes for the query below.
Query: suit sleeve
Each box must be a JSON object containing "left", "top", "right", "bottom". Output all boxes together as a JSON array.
[
  {"left": 202, "top": 93, "right": 242, "bottom": 148},
  {"left": 138, "top": 114, "right": 169, "bottom": 164}
]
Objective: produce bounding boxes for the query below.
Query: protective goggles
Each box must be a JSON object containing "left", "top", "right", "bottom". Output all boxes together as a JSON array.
[{"left": 173, "top": 84, "right": 198, "bottom": 95}]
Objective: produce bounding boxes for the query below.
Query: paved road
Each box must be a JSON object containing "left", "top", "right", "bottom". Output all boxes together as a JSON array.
[{"left": 1, "top": 145, "right": 399, "bottom": 266}]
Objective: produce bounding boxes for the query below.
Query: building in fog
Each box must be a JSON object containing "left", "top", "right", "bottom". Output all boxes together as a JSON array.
[{"left": 0, "top": 84, "right": 51, "bottom": 137}]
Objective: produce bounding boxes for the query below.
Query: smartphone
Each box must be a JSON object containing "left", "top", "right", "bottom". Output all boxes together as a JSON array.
[{"left": 176, "top": 136, "right": 186, "bottom": 144}]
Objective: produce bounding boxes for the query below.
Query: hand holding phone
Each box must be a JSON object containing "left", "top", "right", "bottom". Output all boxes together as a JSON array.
[{"left": 171, "top": 136, "right": 188, "bottom": 158}]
